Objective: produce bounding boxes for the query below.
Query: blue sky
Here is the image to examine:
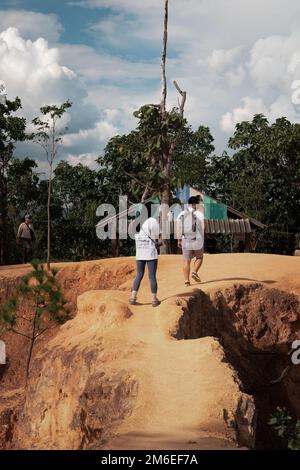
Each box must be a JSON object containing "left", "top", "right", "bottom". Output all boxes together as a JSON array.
[
  {"left": 1, "top": 0, "right": 300, "bottom": 171},
  {"left": 1, "top": 0, "right": 102, "bottom": 43}
]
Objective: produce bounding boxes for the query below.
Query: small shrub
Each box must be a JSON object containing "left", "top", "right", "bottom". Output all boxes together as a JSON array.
[
  {"left": 269, "top": 407, "right": 300, "bottom": 450},
  {"left": 1, "top": 260, "right": 70, "bottom": 381}
]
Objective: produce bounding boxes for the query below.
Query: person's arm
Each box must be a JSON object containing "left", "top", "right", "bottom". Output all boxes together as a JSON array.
[
  {"left": 149, "top": 218, "right": 160, "bottom": 240},
  {"left": 29, "top": 224, "right": 36, "bottom": 242},
  {"left": 16, "top": 224, "right": 23, "bottom": 242},
  {"left": 176, "top": 212, "right": 183, "bottom": 248}
]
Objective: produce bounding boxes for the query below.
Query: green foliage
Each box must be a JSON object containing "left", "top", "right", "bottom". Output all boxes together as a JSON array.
[
  {"left": 1, "top": 297, "right": 18, "bottom": 325},
  {"left": 7, "top": 157, "right": 40, "bottom": 212},
  {"left": 52, "top": 161, "right": 107, "bottom": 260},
  {"left": 3, "top": 157, "right": 110, "bottom": 264},
  {"left": 207, "top": 114, "right": 300, "bottom": 254},
  {"left": 4, "top": 97, "right": 300, "bottom": 261},
  {"left": 132, "top": 104, "right": 186, "bottom": 198},
  {"left": 269, "top": 407, "right": 300, "bottom": 449},
  {"left": 205, "top": 234, "right": 232, "bottom": 254},
  {"left": 269, "top": 407, "right": 292, "bottom": 437},
  {"left": 172, "top": 125, "right": 214, "bottom": 189},
  {"left": 1, "top": 260, "right": 70, "bottom": 379},
  {"left": 31, "top": 100, "right": 73, "bottom": 269},
  {"left": 31, "top": 100, "right": 72, "bottom": 150},
  {"left": 0, "top": 97, "right": 27, "bottom": 152},
  {"left": 0, "top": 97, "right": 29, "bottom": 264},
  {"left": 98, "top": 110, "right": 214, "bottom": 205},
  {"left": 255, "top": 228, "right": 297, "bottom": 255},
  {"left": 98, "top": 131, "right": 148, "bottom": 203}
]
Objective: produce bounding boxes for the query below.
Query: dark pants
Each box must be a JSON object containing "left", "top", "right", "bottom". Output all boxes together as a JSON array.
[
  {"left": 133, "top": 259, "right": 158, "bottom": 294},
  {"left": 20, "top": 238, "right": 33, "bottom": 264}
]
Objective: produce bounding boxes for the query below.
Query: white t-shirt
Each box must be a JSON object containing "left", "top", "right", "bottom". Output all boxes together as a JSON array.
[
  {"left": 135, "top": 217, "right": 160, "bottom": 260},
  {"left": 177, "top": 207, "right": 204, "bottom": 250}
]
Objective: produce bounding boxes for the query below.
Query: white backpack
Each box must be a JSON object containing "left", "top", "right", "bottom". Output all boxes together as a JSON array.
[{"left": 179, "top": 209, "right": 198, "bottom": 240}]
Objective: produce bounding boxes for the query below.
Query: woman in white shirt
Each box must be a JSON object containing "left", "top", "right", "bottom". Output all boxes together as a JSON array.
[{"left": 129, "top": 202, "right": 161, "bottom": 307}]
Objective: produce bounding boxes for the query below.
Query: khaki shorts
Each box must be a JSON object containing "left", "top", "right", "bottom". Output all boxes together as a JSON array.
[{"left": 182, "top": 247, "right": 204, "bottom": 261}]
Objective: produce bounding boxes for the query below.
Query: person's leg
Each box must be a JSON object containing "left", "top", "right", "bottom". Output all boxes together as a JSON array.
[
  {"left": 130, "top": 260, "right": 146, "bottom": 303},
  {"left": 183, "top": 256, "right": 192, "bottom": 285},
  {"left": 191, "top": 249, "right": 204, "bottom": 282},
  {"left": 182, "top": 247, "right": 192, "bottom": 284},
  {"left": 147, "top": 259, "right": 158, "bottom": 294},
  {"left": 21, "top": 240, "right": 27, "bottom": 264},
  {"left": 147, "top": 259, "right": 160, "bottom": 306},
  {"left": 193, "top": 254, "right": 203, "bottom": 273},
  {"left": 27, "top": 242, "right": 33, "bottom": 263}
]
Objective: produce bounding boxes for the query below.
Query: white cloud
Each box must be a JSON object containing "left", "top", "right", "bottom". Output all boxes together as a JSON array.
[
  {"left": 65, "top": 152, "right": 99, "bottom": 169},
  {"left": 68, "top": 0, "right": 300, "bottom": 153},
  {"left": 220, "top": 97, "right": 267, "bottom": 132},
  {"left": 59, "top": 44, "right": 159, "bottom": 83},
  {"left": 0, "top": 27, "right": 105, "bottom": 168},
  {"left": 0, "top": 27, "right": 80, "bottom": 118},
  {"left": 220, "top": 93, "right": 300, "bottom": 133},
  {"left": 2, "top": 1, "right": 300, "bottom": 164},
  {"left": 226, "top": 65, "right": 246, "bottom": 87},
  {"left": 74, "top": 0, "right": 300, "bottom": 50},
  {"left": 269, "top": 94, "right": 299, "bottom": 122},
  {"left": 33, "top": 152, "right": 100, "bottom": 174},
  {"left": 221, "top": 29, "right": 300, "bottom": 133},
  {"left": 0, "top": 10, "right": 63, "bottom": 42},
  {"left": 288, "top": 52, "right": 300, "bottom": 74},
  {"left": 206, "top": 47, "right": 243, "bottom": 73},
  {"left": 63, "top": 120, "right": 118, "bottom": 149},
  {"left": 84, "top": 83, "right": 161, "bottom": 136},
  {"left": 249, "top": 32, "right": 300, "bottom": 91}
]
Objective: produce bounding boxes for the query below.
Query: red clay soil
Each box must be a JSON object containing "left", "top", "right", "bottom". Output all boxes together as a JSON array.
[{"left": 0, "top": 254, "right": 299, "bottom": 450}]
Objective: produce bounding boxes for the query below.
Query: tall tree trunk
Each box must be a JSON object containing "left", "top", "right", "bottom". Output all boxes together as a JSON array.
[
  {"left": 47, "top": 166, "right": 52, "bottom": 270},
  {"left": 158, "top": 1, "right": 186, "bottom": 254},
  {"left": 159, "top": 0, "right": 170, "bottom": 254},
  {"left": 0, "top": 185, "right": 8, "bottom": 265},
  {"left": 47, "top": 121, "right": 56, "bottom": 270},
  {"left": 160, "top": 0, "right": 168, "bottom": 116},
  {"left": 0, "top": 152, "right": 10, "bottom": 265},
  {"left": 26, "top": 308, "right": 38, "bottom": 382}
]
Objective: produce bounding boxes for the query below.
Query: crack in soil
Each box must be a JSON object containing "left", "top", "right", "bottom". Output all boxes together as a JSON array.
[{"left": 174, "top": 283, "right": 300, "bottom": 449}]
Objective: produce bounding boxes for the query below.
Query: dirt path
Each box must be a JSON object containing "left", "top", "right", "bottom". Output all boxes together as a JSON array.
[
  {"left": 1, "top": 254, "right": 299, "bottom": 450},
  {"left": 100, "top": 254, "right": 300, "bottom": 449}
]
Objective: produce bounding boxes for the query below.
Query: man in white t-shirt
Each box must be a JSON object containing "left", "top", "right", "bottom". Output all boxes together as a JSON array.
[
  {"left": 129, "top": 203, "right": 161, "bottom": 307},
  {"left": 177, "top": 195, "right": 205, "bottom": 287}
]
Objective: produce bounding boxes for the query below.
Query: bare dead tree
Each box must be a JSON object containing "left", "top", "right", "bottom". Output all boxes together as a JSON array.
[
  {"left": 173, "top": 80, "right": 187, "bottom": 118},
  {"left": 158, "top": 1, "right": 187, "bottom": 253},
  {"left": 160, "top": 0, "right": 168, "bottom": 116}
]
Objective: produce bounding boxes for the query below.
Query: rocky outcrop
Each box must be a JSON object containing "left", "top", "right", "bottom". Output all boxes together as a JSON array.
[
  {"left": 0, "top": 259, "right": 135, "bottom": 390},
  {"left": 13, "top": 292, "right": 138, "bottom": 449},
  {"left": 0, "top": 389, "right": 23, "bottom": 450},
  {"left": 1, "top": 254, "right": 300, "bottom": 450},
  {"left": 8, "top": 288, "right": 257, "bottom": 450}
]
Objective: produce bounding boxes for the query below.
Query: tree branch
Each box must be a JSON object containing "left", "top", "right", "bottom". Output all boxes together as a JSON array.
[
  {"left": 10, "top": 328, "right": 31, "bottom": 340},
  {"left": 173, "top": 80, "right": 187, "bottom": 118},
  {"left": 141, "top": 185, "right": 149, "bottom": 203},
  {"left": 160, "top": 0, "right": 168, "bottom": 116},
  {"left": 18, "top": 316, "right": 32, "bottom": 323},
  {"left": 123, "top": 170, "right": 156, "bottom": 193}
]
